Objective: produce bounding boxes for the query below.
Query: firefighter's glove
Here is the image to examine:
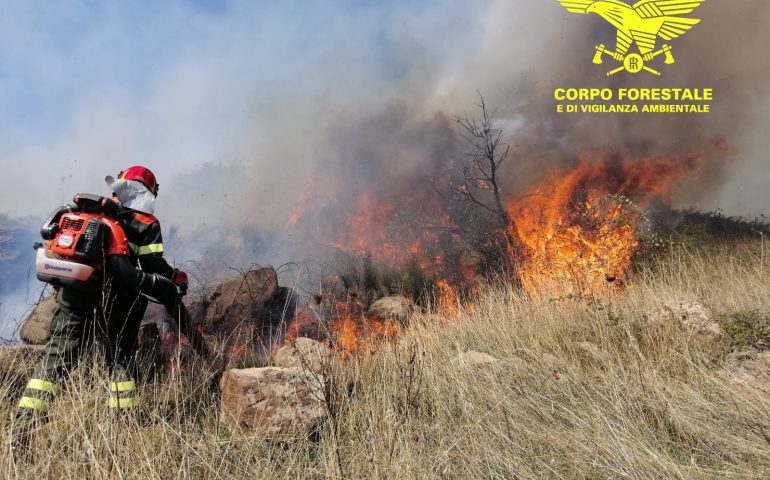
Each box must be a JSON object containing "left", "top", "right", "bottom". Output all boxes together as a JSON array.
[
  {"left": 171, "top": 269, "right": 189, "bottom": 296},
  {"left": 141, "top": 273, "right": 179, "bottom": 308}
]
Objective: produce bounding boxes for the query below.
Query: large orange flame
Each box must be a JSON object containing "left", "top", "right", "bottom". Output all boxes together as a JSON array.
[{"left": 507, "top": 150, "right": 707, "bottom": 296}]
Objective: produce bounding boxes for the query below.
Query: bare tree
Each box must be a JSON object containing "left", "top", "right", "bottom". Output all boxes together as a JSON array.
[{"left": 453, "top": 95, "right": 519, "bottom": 252}]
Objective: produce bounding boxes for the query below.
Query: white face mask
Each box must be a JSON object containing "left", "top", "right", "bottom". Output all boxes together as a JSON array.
[{"left": 105, "top": 176, "right": 157, "bottom": 214}]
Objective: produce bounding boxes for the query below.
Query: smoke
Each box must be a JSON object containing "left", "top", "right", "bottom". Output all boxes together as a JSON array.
[{"left": 1, "top": 0, "right": 769, "bottom": 297}]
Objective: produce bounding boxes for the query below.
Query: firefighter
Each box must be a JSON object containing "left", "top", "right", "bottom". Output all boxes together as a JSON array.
[
  {"left": 13, "top": 199, "right": 181, "bottom": 449},
  {"left": 106, "top": 166, "right": 211, "bottom": 361}
]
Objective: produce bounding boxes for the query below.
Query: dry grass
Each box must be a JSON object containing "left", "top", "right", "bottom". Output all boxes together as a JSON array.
[{"left": 2, "top": 242, "right": 770, "bottom": 479}]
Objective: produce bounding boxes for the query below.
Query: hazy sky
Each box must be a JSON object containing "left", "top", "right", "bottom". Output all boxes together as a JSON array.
[
  {"left": 1, "top": 0, "right": 768, "bottom": 225},
  {"left": 0, "top": 0, "right": 475, "bottom": 218}
]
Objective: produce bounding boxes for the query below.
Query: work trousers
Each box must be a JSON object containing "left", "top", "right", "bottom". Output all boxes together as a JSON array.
[{"left": 16, "top": 286, "right": 148, "bottom": 416}]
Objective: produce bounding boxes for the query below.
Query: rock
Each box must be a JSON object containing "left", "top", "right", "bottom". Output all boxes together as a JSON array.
[
  {"left": 206, "top": 268, "right": 279, "bottom": 324},
  {"left": 647, "top": 301, "right": 730, "bottom": 358},
  {"left": 453, "top": 350, "right": 498, "bottom": 368},
  {"left": 20, "top": 296, "right": 58, "bottom": 345},
  {"left": 726, "top": 351, "right": 770, "bottom": 396},
  {"left": 219, "top": 367, "right": 326, "bottom": 439},
  {"left": 367, "top": 295, "right": 413, "bottom": 324},
  {"left": 272, "top": 337, "right": 335, "bottom": 374}
]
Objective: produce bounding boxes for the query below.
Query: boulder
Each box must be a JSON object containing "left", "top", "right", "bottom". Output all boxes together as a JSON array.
[
  {"left": 20, "top": 296, "right": 58, "bottom": 345},
  {"left": 726, "top": 351, "right": 770, "bottom": 396},
  {"left": 647, "top": 301, "right": 730, "bottom": 358},
  {"left": 204, "top": 267, "right": 279, "bottom": 332},
  {"left": 367, "top": 295, "right": 412, "bottom": 324},
  {"left": 452, "top": 350, "right": 498, "bottom": 368},
  {"left": 219, "top": 367, "right": 326, "bottom": 439},
  {"left": 272, "top": 337, "right": 335, "bottom": 374}
]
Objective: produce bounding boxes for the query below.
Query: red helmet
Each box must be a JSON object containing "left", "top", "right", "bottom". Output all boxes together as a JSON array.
[{"left": 119, "top": 166, "right": 159, "bottom": 196}]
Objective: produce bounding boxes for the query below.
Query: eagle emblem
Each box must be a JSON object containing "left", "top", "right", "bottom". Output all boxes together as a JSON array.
[{"left": 557, "top": 0, "right": 706, "bottom": 76}]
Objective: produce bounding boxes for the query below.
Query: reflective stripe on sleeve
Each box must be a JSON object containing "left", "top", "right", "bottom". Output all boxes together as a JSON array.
[
  {"left": 18, "top": 396, "right": 49, "bottom": 412},
  {"left": 128, "top": 243, "right": 164, "bottom": 255},
  {"left": 27, "top": 378, "right": 60, "bottom": 395},
  {"left": 108, "top": 397, "right": 139, "bottom": 409},
  {"left": 109, "top": 380, "right": 137, "bottom": 393}
]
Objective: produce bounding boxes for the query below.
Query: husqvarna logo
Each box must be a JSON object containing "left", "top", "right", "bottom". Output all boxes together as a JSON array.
[{"left": 45, "top": 263, "right": 73, "bottom": 273}]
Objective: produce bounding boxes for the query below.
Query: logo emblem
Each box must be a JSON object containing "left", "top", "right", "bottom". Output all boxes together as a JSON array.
[{"left": 557, "top": 0, "right": 705, "bottom": 76}]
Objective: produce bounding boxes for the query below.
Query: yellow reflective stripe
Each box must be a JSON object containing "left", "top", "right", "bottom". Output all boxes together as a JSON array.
[
  {"left": 109, "top": 380, "right": 136, "bottom": 393},
  {"left": 108, "top": 397, "right": 139, "bottom": 409},
  {"left": 27, "top": 378, "right": 60, "bottom": 395},
  {"left": 136, "top": 243, "right": 163, "bottom": 255},
  {"left": 18, "top": 397, "right": 48, "bottom": 411}
]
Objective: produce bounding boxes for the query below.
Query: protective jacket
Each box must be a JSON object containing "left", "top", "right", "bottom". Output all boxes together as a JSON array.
[{"left": 117, "top": 209, "right": 175, "bottom": 278}]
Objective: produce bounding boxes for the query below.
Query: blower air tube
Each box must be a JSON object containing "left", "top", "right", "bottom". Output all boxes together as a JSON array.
[{"left": 107, "top": 255, "right": 210, "bottom": 360}]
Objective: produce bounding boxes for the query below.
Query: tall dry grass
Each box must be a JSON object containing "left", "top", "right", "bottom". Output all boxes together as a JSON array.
[{"left": 2, "top": 241, "right": 770, "bottom": 479}]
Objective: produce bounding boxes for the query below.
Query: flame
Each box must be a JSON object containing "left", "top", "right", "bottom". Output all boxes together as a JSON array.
[
  {"left": 507, "top": 150, "right": 706, "bottom": 296},
  {"left": 436, "top": 279, "right": 460, "bottom": 315},
  {"left": 330, "top": 301, "right": 402, "bottom": 357}
]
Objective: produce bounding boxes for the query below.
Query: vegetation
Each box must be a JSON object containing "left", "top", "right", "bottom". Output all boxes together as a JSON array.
[{"left": 1, "top": 240, "right": 770, "bottom": 479}]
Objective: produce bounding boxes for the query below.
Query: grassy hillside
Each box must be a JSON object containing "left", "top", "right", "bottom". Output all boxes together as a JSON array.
[{"left": 1, "top": 241, "right": 770, "bottom": 479}]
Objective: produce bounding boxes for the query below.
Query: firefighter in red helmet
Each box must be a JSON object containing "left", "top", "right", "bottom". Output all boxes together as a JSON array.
[
  {"left": 106, "top": 166, "right": 210, "bottom": 359},
  {"left": 107, "top": 166, "right": 188, "bottom": 292},
  {"left": 14, "top": 167, "right": 207, "bottom": 423}
]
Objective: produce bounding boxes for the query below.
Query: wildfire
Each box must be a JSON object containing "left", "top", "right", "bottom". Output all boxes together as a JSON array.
[
  {"left": 436, "top": 279, "right": 460, "bottom": 314},
  {"left": 285, "top": 301, "right": 402, "bottom": 358},
  {"left": 330, "top": 194, "right": 450, "bottom": 270},
  {"left": 331, "top": 305, "right": 402, "bottom": 357},
  {"left": 507, "top": 150, "right": 707, "bottom": 296},
  {"left": 279, "top": 143, "right": 722, "bottom": 354}
]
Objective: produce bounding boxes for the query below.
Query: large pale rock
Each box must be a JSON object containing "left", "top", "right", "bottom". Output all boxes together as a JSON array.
[
  {"left": 20, "top": 296, "right": 58, "bottom": 345},
  {"left": 647, "top": 301, "right": 730, "bottom": 358},
  {"left": 726, "top": 351, "right": 770, "bottom": 396},
  {"left": 367, "top": 295, "right": 412, "bottom": 324},
  {"left": 272, "top": 337, "right": 335, "bottom": 374},
  {"left": 220, "top": 367, "right": 326, "bottom": 439}
]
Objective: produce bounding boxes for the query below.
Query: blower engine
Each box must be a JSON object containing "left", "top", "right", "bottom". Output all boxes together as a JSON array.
[{"left": 35, "top": 194, "right": 123, "bottom": 290}]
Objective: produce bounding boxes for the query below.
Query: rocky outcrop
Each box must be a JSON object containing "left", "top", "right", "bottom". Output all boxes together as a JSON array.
[
  {"left": 646, "top": 301, "right": 730, "bottom": 358},
  {"left": 219, "top": 367, "right": 326, "bottom": 439},
  {"left": 20, "top": 296, "right": 58, "bottom": 345},
  {"left": 367, "top": 295, "right": 413, "bottom": 324},
  {"left": 272, "top": 337, "right": 335, "bottom": 375}
]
